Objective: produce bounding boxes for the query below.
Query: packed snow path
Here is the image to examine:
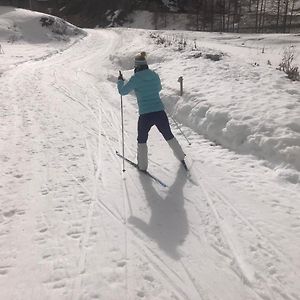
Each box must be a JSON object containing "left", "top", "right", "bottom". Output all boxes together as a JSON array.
[{"left": 1, "top": 29, "right": 300, "bottom": 300}]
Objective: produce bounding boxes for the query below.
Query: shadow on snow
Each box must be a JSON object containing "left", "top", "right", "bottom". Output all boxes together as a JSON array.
[{"left": 129, "top": 167, "right": 189, "bottom": 260}]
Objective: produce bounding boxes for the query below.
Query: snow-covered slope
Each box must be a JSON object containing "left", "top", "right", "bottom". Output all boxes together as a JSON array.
[
  {"left": 0, "top": 8, "right": 300, "bottom": 300},
  {"left": 0, "top": 6, "right": 86, "bottom": 75},
  {"left": 0, "top": 6, "right": 84, "bottom": 42}
]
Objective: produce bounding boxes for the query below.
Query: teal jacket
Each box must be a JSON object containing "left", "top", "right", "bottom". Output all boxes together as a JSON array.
[{"left": 117, "top": 69, "right": 164, "bottom": 115}]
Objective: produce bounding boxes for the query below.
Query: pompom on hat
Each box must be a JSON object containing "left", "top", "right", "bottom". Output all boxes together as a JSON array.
[{"left": 134, "top": 51, "right": 148, "bottom": 66}]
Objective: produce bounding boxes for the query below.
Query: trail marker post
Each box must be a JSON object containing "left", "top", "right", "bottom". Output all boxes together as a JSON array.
[{"left": 178, "top": 76, "right": 183, "bottom": 96}]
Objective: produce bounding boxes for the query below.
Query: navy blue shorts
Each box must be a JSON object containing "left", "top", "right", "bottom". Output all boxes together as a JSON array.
[{"left": 137, "top": 110, "right": 174, "bottom": 143}]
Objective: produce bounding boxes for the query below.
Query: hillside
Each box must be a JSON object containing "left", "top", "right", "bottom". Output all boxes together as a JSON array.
[{"left": 0, "top": 6, "right": 86, "bottom": 75}]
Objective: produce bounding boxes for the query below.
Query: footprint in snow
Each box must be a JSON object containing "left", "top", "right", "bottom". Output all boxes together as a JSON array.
[
  {"left": 144, "top": 274, "right": 154, "bottom": 282},
  {"left": 14, "top": 174, "right": 23, "bottom": 179},
  {"left": 3, "top": 209, "right": 16, "bottom": 218},
  {"left": 137, "top": 291, "right": 145, "bottom": 298},
  {"left": 67, "top": 229, "right": 81, "bottom": 239},
  {"left": 0, "top": 266, "right": 11, "bottom": 275},
  {"left": 41, "top": 189, "right": 49, "bottom": 195},
  {"left": 117, "top": 261, "right": 126, "bottom": 267}
]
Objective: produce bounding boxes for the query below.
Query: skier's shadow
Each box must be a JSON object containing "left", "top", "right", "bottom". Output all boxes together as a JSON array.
[{"left": 128, "top": 167, "right": 189, "bottom": 260}]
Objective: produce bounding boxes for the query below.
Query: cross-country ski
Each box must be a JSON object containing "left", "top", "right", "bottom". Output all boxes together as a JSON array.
[{"left": 116, "top": 151, "right": 168, "bottom": 187}]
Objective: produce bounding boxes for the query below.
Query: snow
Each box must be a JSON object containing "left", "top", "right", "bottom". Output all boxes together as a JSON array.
[
  {"left": 1, "top": 7, "right": 300, "bottom": 300},
  {"left": 0, "top": 6, "right": 86, "bottom": 75}
]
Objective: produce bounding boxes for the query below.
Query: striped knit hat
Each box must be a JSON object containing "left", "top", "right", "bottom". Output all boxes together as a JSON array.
[{"left": 134, "top": 51, "right": 147, "bottom": 66}]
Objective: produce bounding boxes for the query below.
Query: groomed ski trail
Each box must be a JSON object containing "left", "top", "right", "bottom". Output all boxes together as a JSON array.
[{"left": 0, "top": 28, "right": 300, "bottom": 300}]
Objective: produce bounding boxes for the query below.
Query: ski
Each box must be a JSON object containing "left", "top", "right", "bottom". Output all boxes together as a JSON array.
[
  {"left": 181, "top": 160, "right": 188, "bottom": 171},
  {"left": 116, "top": 151, "right": 167, "bottom": 187}
]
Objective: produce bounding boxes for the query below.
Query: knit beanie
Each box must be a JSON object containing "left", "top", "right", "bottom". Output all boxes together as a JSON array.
[{"left": 134, "top": 51, "right": 148, "bottom": 66}]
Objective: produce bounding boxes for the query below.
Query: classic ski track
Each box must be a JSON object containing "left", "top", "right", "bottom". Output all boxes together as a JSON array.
[
  {"left": 41, "top": 93, "right": 89, "bottom": 299},
  {"left": 122, "top": 169, "right": 208, "bottom": 300},
  {"left": 191, "top": 166, "right": 299, "bottom": 300},
  {"left": 197, "top": 166, "right": 299, "bottom": 270},
  {"left": 0, "top": 29, "right": 131, "bottom": 298},
  {"left": 138, "top": 119, "right": 299, "bottom": 300},
  {"left": 129, "top": 229, "right": 191, "bottom": 300},
  {"left": 33, "top": 67, "right": 100, "bottom": 298},
  {"left": 121, "top": 177, "right": 129, "bottom": 300},
  {"left": 89, "top": 82, "right": 131, "bottom": 299},
  {"left": 3, "top": 66, "right": 80, "bottom": 297},
  {"left": 185, "top": 189, "right": 267, "bottom": 300},
  {"left": 96, "top": 94, "right": 185, "bottom": 299},
  {"left": 207, "top": 182, "right": 297, "bottom": 268}
]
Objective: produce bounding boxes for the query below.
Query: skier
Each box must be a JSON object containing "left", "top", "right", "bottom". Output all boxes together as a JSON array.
[{"left": 117, "top": 51, "right": 186, "bottom": 171}]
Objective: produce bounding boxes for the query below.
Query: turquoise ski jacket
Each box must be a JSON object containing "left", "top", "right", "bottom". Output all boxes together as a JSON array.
[{"left": 117, "top": 69, "right": 164, "bottom": 115}]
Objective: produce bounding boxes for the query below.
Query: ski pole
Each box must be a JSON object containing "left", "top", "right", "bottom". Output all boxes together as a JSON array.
[
  {"left": 168, "top": 113, "right": 192, "bottom": 145},
  {"left": 119, "top": 71, "right": 126, "bottom": 172}
]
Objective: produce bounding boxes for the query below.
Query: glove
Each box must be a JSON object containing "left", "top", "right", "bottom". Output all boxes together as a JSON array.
[{"left": 118, "top": 71, "right": 124, "bottom": 81}]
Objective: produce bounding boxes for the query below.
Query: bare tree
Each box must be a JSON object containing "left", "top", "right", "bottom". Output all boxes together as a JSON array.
[
  {"left": 210, "top": 0, "right": 215, "bottom": 31},
  {"left": 227, "top": 0, "right": 232, "bottom": 31},
  {"left": 202, "top": 0, "right": 208, "bottom": 30},
  {"left": 276, "top": 0, "right": 282, "bottom": 32},
  {"left": 248, "top": 0, "right": 253, "bottom": 12},
  {"left": 232, "top": 0, "right": 242, "bottom": 32},
  {"left": 261, "top": 0, "right": 267, "bottom": 32},
  {"left": 255, "top": 0, "right": 260, "bottom": 32},
  {"left": 288, "top": 0, "right": 296, "bottom": 32},
  {"left": 220, "top": 0, "right": 226, "bottom": 31},
  {"left": 283, "top": 0, "right": 290, "bottom": 33}
]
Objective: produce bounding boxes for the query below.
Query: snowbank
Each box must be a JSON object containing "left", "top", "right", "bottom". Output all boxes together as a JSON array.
[
  {"left": 0, "top": 6, "right": 85, "bottom": 43},
  {"left": 0, "top": 7, "right": 86, "bottom": 76}
]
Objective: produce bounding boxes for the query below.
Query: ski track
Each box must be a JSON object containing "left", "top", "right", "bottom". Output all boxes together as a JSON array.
[
  {"left": 195, "top": 170, "right": 300, "bottom": 300},
  {"left": 1, "top": 28, "right": 300, "bottom": 300}
]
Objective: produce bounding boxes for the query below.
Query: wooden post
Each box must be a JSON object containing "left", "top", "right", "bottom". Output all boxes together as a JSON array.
[{"left": 178, "top": 76, "right": 183, "bottom": 96}]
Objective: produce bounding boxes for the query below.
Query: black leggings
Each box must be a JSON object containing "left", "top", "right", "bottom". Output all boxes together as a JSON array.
[{"left": 137, "top": 110, "right": 174, "bottom": 143}]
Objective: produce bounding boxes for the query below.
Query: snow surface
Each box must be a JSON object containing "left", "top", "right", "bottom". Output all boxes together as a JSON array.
[
  {"left": 1, "top": 7, "right": 300, "bottom": 300},
  {"left": 0, "top": 7, "right": 86, "bottom": 75}
]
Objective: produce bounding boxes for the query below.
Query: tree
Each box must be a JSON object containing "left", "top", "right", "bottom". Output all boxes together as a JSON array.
[
  {"left": 288, "top": 0, "right": 296, "bottom": 32},
  {"left": 283, "top": 0, "right": 290, "bottom": 33},
  {"left": 276, "top": 0, "right": 282, "bottom": 32}
]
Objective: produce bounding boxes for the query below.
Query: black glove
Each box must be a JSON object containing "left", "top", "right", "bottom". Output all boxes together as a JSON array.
[{"left": 118, "top": 71, "right": 124, "bottom": 81}]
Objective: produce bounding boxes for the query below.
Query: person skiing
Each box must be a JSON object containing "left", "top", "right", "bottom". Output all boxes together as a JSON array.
[{"left": 117, "top": 51, "right": 186, "bottom": 171}]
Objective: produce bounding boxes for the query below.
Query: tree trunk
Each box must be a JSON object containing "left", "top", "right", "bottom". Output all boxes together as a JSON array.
[
  {"left": 248, "top": 0, "right": 252, "bottom": 12},
  {"left": 276, "top": 0, "right": 281, "bottom": 33},
  {"left": 255, "top": 0, "right": 260, "bottom": 33},
  {"left": 227, "top": 1, "right": 231, "bottom": 32},
  {"left": 288, "top": 0, "right": 296, "bottom": 32},
  {"left": 261, "top": 0, "right": 267, "bottom": 33},
  {"left": 283, "top": 0, "right": 289, "bottom": 33},
  {"left": 222, "top": 0, "right": 226, "bottom": 31},
  {"left": 202, "top": 0, "right": 207, "bottom": 31},
  {"left": 210, "top": 0, "right": 214, "bottom": 32}
]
